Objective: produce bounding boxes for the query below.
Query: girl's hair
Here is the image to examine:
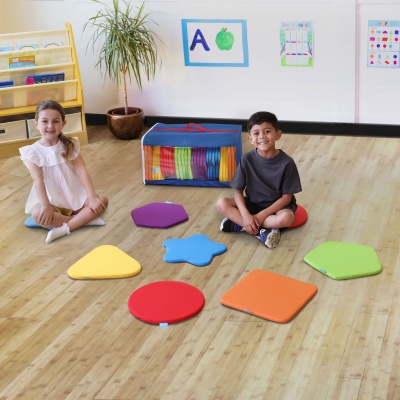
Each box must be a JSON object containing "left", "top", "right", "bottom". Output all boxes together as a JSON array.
[
  {"left": 247, "top": 111, "right": 279, "bottom": 132},
  {"left": 35, "top": 100, "right": 76, "bottom": 161}
]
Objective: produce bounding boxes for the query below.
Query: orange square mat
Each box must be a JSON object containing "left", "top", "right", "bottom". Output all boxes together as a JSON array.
[{"left": 220, "top": 270, "right": 318, "bottom": 323}]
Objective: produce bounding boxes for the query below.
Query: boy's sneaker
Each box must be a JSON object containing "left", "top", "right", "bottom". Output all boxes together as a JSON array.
[
  {"left": 257, "top": 228, "right": 281, "bottom": 248},
  {"left": 220, "top": 218, "right": 244, "bottom": 232}
]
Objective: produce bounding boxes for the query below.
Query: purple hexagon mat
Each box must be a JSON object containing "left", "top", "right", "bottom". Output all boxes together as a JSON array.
[{"left": 131, "top": 202, "right": 189, "bottom": 228}]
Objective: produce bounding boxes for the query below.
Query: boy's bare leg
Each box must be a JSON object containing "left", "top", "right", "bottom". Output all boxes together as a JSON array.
[
  {"left": 215, "top": 198, "right": 245, "bottom": 226},
  {"left": 261, "top": 209, "right": 294, "bottom": 229}
]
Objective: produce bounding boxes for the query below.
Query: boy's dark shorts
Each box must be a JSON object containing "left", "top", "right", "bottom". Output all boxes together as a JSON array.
[{"left": 244, "top": 197, "right": 297, "bottom": 215}]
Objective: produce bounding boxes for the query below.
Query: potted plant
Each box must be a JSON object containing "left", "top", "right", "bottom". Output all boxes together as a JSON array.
[{"left": 84, "top": 0, "right": 162, "bottom": 139}]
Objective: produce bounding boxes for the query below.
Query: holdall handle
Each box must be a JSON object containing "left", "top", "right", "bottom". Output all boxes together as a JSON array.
[
  {"left": 185, "top": 123, "right": 208, "bottom": 132},
  {"left": 155, "top": 123, "right": 239, "bottom": 133}
]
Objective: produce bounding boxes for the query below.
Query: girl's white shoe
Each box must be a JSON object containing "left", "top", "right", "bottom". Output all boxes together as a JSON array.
[{"left": 86, "top": 217, "right": 105, "bottom": 226}]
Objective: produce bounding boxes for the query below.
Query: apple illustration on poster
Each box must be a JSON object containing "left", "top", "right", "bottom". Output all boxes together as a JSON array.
[{"left": 216, "top": 28, "right": 234, "bottom": 50}]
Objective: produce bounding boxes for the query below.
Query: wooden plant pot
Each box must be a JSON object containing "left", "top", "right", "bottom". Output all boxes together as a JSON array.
[{"left": 106, "top": 107, "right": 145, "bottom": 140}]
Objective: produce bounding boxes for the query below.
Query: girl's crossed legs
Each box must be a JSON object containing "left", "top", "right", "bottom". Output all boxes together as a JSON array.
[{"left": 31, "top": 194, "right": 108, "bottom": 243}]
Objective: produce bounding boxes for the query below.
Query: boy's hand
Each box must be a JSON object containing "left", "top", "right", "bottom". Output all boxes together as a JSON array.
[
  {"left": 242, "top": 214, "right": 260, "bottom": 235},
  {"left": 38, "top": 205, "right": 54, "bottom": 226},
  {"left": 253, "top": 213, "right": 268, "bottom": 228}
]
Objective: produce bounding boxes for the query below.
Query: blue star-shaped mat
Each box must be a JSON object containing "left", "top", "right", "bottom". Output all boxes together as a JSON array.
[
  {"left": 24, "top": 216, "right": 48, "bottom": 229},
  {"left": 163, "top": 234, "right": 227, "bottom": 267}
]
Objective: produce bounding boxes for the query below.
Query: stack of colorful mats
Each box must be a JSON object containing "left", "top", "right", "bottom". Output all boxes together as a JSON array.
[
  {"left": 141, "top": 122, "right": 242, "bottom": 187},
  {"left": 143, "top": 146, "right": 237, "bottom": 182}
]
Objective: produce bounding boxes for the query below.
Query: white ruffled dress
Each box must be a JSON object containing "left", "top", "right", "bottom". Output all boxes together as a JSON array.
[{"left": 19, "top": 138, "right": 88, "bottom": 214}]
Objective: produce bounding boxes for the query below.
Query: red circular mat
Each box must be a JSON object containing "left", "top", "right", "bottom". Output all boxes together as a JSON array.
[
  {"left": 128, "top": 281, "right": 205, "bottom": 325},
  {"left": 288, "top": 204, "right": 308, "bottom": 229}
]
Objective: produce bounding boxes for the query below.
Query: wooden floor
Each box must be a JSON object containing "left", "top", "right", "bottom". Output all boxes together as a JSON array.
[{"left": 1, "top": 126, "right": 400, "bottom": 400}]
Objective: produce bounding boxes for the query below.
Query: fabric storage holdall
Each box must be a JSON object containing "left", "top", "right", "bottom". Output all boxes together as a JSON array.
[{"left": 141, "top": 122, "right": 242, "bottom": 187}]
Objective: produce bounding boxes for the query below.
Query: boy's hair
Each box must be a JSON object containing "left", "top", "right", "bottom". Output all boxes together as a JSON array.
[
  {"left": 247, "top": 111, "right": 279, "bottom": 132},
  {"left": 35, "top": 100, "right": 76, "bottom": 161}
]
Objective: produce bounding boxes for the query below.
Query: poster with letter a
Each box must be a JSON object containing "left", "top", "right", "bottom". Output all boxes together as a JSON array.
[
  {"left": 182, "top": 19, "right": 249, "bottom": 67},
  {"left": 368, "top": 20, "right": 400, "bottom": 68},
  {"left": 280, "top": 21, "right": 313, "bottom": 67}
]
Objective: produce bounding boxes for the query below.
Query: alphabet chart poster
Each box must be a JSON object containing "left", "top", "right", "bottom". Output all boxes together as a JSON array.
[
  {"left": 181, "top": 19, "right": 249, "bottom": 67},
  {"left": 368, "top": 20, "right": 400, "bottom": 68},
  {"left": 280, "top": 21, "right": 313, "bottom": 67}
]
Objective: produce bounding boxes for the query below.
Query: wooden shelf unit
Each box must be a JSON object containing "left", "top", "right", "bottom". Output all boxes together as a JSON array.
[{"left": 0, "top": 22, "right": 87, "bottom": 158}]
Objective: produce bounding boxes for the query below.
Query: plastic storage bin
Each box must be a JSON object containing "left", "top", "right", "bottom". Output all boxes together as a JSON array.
[
  {"left": 0, "top": 80, "right": 77, "bottom": 109},
  {"left": 0, "top": 63, "right": 74, "bottom": 87},
  {"left": 0, "top": 29, "right": 69, "bottom": 53},
  {"left": 0, "top": 46, "right": 72, "bottom": 70}
]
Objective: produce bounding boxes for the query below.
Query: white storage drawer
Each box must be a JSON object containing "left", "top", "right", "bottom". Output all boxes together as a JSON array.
[
  {"left": 0, "top": 119, "right": 27, "bottom": 142},
  {"left": 27, "top": 110, "right": 82, "bottom": 138}
]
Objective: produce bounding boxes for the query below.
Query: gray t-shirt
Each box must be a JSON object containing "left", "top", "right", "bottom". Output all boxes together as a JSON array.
[{"left": 231, "top": 149, "right": 302, "bottom": 208}]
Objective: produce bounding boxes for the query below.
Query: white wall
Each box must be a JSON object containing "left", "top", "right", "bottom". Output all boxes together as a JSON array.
[{"left": 0, "top": 0, "right": 399, "bottom": 125}]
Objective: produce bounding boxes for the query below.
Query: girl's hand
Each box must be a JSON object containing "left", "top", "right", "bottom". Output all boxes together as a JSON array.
[
  {"left": 88, "top": 196, "right": 106, "bottom": 216},
  {"left": 38, "top": 205, "right": 54, "bottom": 226}
]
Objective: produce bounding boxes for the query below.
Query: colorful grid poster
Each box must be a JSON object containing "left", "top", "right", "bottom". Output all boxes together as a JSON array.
[
  {"left": 280, "top": 21, "right": 313, "bottom": 67},
  {"left": 368, "top": 20, "right": 400, "bottom": 68}
]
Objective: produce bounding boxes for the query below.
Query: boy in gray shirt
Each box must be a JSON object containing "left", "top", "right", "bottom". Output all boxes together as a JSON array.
[{"left": 216, "top": 111, "right": 302, "bottom": 248}]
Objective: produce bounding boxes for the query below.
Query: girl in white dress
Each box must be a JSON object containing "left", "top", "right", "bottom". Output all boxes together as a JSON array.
[{"left": 20, "top": 100, "right": 108, "bottom": 243}]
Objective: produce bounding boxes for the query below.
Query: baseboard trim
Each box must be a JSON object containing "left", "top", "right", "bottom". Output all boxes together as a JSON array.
[{"left": 85, "top": 114, "right": 400, "bottom": 137}]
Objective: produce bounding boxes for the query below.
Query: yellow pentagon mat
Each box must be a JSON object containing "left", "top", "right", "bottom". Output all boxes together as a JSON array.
[{"left": 68, "top": 245, "right": 141, "bottom": 280}]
